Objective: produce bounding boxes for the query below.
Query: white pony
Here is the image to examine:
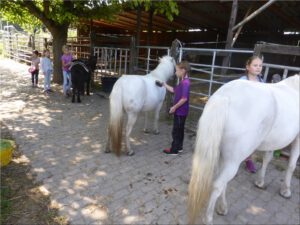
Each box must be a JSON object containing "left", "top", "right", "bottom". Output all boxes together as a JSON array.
[
  {"left": 188, "top": 75, "right": 299, "bottom": 224},
  {"left": 105, "top": 55, "right": 175, "bottom": 156}
]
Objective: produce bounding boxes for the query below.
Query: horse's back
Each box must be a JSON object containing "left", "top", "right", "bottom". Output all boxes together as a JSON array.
[
  {"left": 112, "top": 75, "right": 166, "bottom": 112},
  {"left": 211, "top": 80, "right": 299, "bottom": 151},
  {"left": 258, "top": 82, "right": 299, "bottom": 149}
]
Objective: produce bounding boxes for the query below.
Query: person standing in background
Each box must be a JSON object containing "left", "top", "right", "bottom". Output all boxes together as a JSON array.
[
  {"left": 40, "top": 49, "right": 53, "bottom": 93},
  {"left": 240, "top": 56, "right": 264, "bottom": 173},
  {"left": 61, "top": 45, "right": 73, "bottom": 96},
  {"left": 29, "top": 50, "right": 40, "bottom": 87}
]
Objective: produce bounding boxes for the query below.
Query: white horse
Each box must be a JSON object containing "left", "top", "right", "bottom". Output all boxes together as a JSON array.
[
  {"left": 188, "top": 75, "right": 299, "bottom": 224},
  {"left": 105, "top": 55, "right": 175, "bottom": 156}
]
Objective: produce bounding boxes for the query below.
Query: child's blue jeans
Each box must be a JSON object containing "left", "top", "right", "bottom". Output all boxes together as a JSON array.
[
  {"left": 44, "top": 70, "right": 52, "bottom": 90},
  {"left": 63, "top": 70, "right": 71, "bottom": 95}
]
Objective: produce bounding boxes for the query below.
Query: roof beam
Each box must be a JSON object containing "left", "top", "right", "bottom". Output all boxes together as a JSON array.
[{"left": 232, "top": 0, "right": 277, "bottom": 31}]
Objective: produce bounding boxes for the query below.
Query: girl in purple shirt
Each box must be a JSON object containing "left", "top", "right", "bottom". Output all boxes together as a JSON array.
[
  {"left": 163, "top": 61, "right": 191, "bottom": 155},
  {"left": 61, "top": 45, "right": 73, "bottom": 96}
]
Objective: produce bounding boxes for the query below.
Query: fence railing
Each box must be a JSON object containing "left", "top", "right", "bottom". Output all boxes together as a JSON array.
[
  {"left": 1, "top": 31, "right": 91, "bottom": 63},
  {"left": 93, "top": 47, "right": 130, "bottom": 77},
  {"left": 2, "top": 30, "right": 300, "bottom": 131}
]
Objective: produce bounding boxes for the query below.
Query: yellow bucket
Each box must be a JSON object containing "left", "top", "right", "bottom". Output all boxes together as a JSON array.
[{"left": 0, "top": 139, "right": 15, "bottom": 167}]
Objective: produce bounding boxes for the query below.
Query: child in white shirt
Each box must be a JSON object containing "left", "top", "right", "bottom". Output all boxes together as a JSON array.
[{"left": 40, "top": 49, "right": 53, "bottom": 93}]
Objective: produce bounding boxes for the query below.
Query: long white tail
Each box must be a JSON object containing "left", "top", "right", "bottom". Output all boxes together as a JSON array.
[
  {"left": 188, "top": 96, "right": 229, "bottom": 224},
  {"left": 108, "top": 81, "right": 123, "bottom": 156}
]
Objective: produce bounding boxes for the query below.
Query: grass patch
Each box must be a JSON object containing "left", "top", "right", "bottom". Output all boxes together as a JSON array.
[{"left": 0, "top": 186, "right": 12, "bottom": 223}]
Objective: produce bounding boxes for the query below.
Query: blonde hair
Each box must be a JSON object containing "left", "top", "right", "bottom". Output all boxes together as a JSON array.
[{"left": 62, "top": 45, "right": 70, "bottom": 51}]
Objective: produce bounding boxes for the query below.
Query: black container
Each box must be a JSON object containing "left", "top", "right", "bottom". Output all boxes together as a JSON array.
[{"left": 101, "top": 76, "right": 118, "bottom": 93}]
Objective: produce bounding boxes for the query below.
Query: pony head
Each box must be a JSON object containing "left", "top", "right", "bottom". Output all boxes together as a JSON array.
[
  {"left": 152, "top": 55, "right": 175, "bottom": 82},
  {"left": 159, "top": 55, "right": 176, "bottom": 67}
]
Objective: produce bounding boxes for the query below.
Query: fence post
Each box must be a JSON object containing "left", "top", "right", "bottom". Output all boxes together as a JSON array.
[{"left": 164, "top": 39, "right": 181, "bottom": 117}]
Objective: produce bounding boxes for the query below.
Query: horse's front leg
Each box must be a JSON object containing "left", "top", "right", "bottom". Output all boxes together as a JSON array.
[
  {"left": 280, "top": 135, "right": 299, "bottom": 198},
  {"left": 126, "top": 112, "right": 138, "bottom": 156},
  {"left": 153, "top": 101, "right": 163, "bottom": 134},
  {"left": 72, "top": 87, "right": 76, "bottom": 103},
  {"left": 143, "top": 112, "right": 150, "bottom": 133},
  {"left": 255, "top": 151, "right": 273, "bottom": 189}
]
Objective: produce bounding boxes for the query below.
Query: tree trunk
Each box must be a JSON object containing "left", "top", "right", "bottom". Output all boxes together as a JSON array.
[{"left": 50, "top": 24, "right": 68, "bottom": 84}]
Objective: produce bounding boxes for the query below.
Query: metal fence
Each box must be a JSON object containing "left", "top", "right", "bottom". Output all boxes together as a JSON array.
[
  {"left": 1, "top": 30, "right": 299, "bottom": 130},
  {"left": 1, "top": 30, "right": 91, "bottom": 63},
  {"left": 92, "top": 43, "right": 300, "bottom": 131}
]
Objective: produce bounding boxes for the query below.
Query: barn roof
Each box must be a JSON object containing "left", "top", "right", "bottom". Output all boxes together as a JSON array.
[{"left": 91, "top": 1, "right": 300, "bottom": 35}]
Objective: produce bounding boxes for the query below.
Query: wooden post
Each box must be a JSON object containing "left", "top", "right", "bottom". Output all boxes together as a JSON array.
[
  {"left": 134, "top": 5, "right": 142, "bottom": 72},
  {"left": 221, "top": 0, "right": 238, "bottom": 74},
  {"left": 129, "top": 36, "right": 136, "bottom": 74},
  {"left": 146, "top": 7, "right": 154, "bottom": 46}
]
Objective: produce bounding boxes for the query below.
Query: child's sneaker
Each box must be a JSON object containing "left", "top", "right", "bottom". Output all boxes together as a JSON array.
[
  {"left": 245, "top": 159, "right": 256, "bottom": 173},
  {"left": 163, "top": 148, "right": 178, "bottom": 155},
  {"left": 178, "top": 149, "right": 183, "bottom": 153}
]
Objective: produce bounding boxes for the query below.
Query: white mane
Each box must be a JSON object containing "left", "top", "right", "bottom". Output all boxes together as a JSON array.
[{"left": 149, "top": 56, "right": 175, "bottom": 82}]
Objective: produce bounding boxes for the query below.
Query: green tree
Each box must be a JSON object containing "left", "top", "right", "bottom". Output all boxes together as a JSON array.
[{"left": 0, "top": 0, "right": 178, "bottom": 83}]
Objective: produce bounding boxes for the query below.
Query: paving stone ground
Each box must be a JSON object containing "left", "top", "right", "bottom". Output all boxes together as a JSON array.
[{"left": 0, "top": 59, "right": 299, "bottom": 224}]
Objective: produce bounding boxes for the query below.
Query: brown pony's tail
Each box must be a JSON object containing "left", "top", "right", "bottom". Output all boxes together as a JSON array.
[
  {"left": 188, "top": 96, "right": 228, "bottom": 224},
  {"left": 108, "top": 80, "right": 123, "bottom": 156}
]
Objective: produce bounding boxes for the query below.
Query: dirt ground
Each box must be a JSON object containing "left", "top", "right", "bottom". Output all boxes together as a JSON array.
[{"left": 0, "top": 122, "right": 69, "bottom": 225}]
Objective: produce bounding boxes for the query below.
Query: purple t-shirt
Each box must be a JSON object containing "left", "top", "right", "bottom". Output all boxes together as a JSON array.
[
  {"left": 61, "top": 54, "right": 73, "bottom": 72},
  {"left": 173, "top": 77, "right": 190, "bottom": 116}
]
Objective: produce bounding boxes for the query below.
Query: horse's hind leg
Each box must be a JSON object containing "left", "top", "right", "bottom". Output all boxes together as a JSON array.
[
  {"left": 77, "top": 89, "right": 81, "bottom": 103},
  {"left": 255, "top": 151, "right": 273, "bottom": 189},
  {"left": 126, "top": 112, "right": 138, "bottom": 156},
  {"left": 86, "top": 79, "right": 90, "bottom": 96},
  {"left": 280, "top": 134, "right": 299, "bottom": 198},
  {"left": 216, "top": 184, "right": 228, "bottom": 216},
  {"left": 206, "top": 161, "right": 240, "bottom": 224}
]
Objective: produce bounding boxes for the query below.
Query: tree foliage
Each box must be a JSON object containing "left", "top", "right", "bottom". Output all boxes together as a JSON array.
[
  {"left": 0, "top": 0, "right": 179, "bottom": 83},
  {"left": 130, "top": 0, "right": 179, "bottom": 21}
]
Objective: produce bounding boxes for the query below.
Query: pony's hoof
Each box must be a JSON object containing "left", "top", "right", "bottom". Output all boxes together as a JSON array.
[
  {"left": 279, "top": 189, "right": 291, "bottom": 198},
  {"left": 143, "top": 129, "right": 150, "bottom": 133},
  {"left": 216, "top": 204, "right": 228, "bottom": 216},
  {"left": 254, "top": 180, "right": 266, "bottom": 189},
  {"left": 104, "top": 149, "right": 111, "bottom": 153},
  {"left": 127, "top": 151, "right": 135, "bottom": 156},
  {"left": 153, "top": 130, "right": 160, "bottom": 135},
  {"left": 72, "top": 99, "right": 75, "bottom": 103}
]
